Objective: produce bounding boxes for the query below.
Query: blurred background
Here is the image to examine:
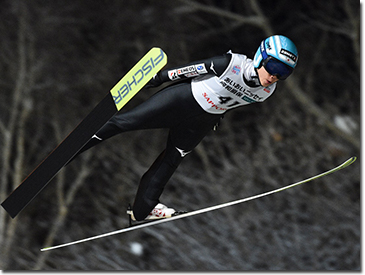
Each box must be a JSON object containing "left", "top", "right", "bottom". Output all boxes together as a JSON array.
[{"left": 0, "top": 0, "right": 360, "bottom": 271}]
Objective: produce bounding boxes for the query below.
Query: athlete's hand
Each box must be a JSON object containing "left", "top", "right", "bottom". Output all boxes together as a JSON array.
[{"left": 145, "top": 74, "right": 162, "bottom": 88}]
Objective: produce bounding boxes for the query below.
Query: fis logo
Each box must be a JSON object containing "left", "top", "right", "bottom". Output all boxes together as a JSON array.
[
  {"left": 232, "top": 65, "right": 241, "bottom": 75},
  {"left": 113, "top": 49, "right": 165, "bottom": 105}
]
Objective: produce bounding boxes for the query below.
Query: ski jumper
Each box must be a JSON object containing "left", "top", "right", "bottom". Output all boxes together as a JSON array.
[{"left": 78, "top": 52, "right": 277, "bottom": 221}]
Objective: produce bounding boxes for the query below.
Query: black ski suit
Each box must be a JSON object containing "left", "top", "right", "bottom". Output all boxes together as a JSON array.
[{"left": 78, "top": 52, "right": 276, "bottom": 220}]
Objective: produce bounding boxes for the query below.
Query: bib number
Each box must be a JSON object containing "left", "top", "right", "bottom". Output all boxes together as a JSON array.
[{"left": 218, "top": 96, "right": 240, "bottom": 108}]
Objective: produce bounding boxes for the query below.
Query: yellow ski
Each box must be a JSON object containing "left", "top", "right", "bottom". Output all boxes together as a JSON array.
[{"left": 1, "top": 48, "right": 167, "bottom": 218}]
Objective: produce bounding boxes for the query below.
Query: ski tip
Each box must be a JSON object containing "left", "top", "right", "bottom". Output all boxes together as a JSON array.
[
  {"left": 346, "top": 156, "right": 357, "bottom": 166},
  {"left": 339, "top": 156, "right": 357, "bottom": 170}
]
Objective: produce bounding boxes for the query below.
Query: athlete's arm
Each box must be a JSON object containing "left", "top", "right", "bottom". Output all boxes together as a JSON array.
[{"left": 147, "top": 53, "right": 232, "bottom": 87}]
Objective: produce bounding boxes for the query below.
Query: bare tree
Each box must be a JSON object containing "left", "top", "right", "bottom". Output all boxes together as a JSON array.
[
  {"left": 0, "top": 0, "right": 359, "bottom": 270},
  {"left": 0, "top": 2, "right": 36, "bottom": 268}
]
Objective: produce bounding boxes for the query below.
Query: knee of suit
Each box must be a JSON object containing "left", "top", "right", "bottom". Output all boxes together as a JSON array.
[
  {"left": 96, "top": 120, "right": 122, "bottom": 139},
  {"left": 166, "top": 136, "right": 191, "bottom": 165}
]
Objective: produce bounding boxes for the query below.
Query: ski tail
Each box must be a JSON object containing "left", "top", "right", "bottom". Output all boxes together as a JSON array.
[{"left": 1, "top": 48, "right": 167, "bottom": 218}]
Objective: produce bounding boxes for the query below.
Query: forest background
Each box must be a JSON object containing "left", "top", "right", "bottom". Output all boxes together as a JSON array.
[{"left": 0, "top": 0, "right": 360, "bottom": 271}]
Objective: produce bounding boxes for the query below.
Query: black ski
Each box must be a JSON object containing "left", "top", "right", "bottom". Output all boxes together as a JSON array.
[{"left": 1, "top": 48, "right": 167, "bottom": 218}]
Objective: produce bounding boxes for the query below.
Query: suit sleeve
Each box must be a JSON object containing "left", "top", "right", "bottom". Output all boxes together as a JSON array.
[{"left": 147, "top": 53, "right": 232, "bottom": 87}]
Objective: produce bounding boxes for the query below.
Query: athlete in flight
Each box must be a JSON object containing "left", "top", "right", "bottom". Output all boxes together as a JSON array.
[{"left": 76, "top": 35, "right": 298, "bottom": 221}]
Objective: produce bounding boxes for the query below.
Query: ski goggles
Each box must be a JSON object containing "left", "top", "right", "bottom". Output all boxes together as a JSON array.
[
  {"left": 260, "top": 41, "right": 294, "bottom": 80},
  {"left": 261, "top": 56, "right": 294, "bottom": 80}
]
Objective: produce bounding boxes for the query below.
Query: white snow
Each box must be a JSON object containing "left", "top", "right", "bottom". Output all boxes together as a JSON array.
[
  {"left": 333, "top": 115, "right": 358, "bottom": 134},
  {"left": 129, "top": 242, "right": 144, "bottom": 256}
]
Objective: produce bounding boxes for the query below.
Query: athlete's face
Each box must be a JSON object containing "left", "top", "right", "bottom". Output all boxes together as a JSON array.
[{"left": 257, "top": 66, "right": 279, "bottom": 87}]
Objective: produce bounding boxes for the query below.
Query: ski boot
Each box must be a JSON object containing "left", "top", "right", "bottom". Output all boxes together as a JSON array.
[{"left": 127, "top": 203, "right": 177, "bottom": 222}]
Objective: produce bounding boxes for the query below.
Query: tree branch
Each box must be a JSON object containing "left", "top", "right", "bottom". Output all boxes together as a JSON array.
[
  {"left": 284, "top": 77, "right": 360, "bottom": 149},
  {"left": 176, "top": 0, "right": 266, "bottom": 28}
]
